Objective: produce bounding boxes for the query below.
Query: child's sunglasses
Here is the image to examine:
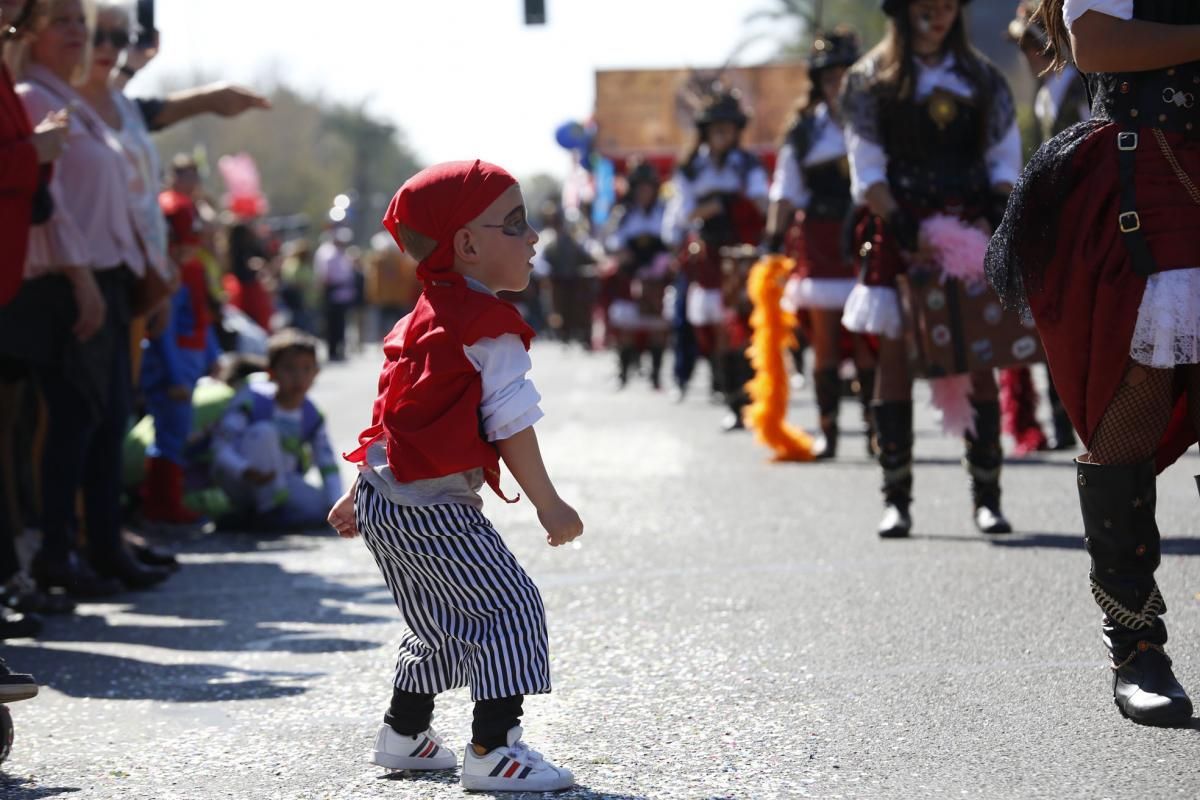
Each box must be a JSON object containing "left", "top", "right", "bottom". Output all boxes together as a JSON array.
[
  {"left": 93, "top": 28, "right": 131, "bottom": 49},
  {"left": 480, "top": 217, "right": 532, "bottom": 237}
]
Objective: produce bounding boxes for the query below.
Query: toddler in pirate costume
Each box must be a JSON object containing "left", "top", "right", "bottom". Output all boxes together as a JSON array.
[{"left": 328, "top": 161, "right": 583, "bottom": 791}]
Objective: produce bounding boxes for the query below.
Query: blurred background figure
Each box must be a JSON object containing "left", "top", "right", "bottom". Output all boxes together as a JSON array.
[
  {"left": 222, "top": 154, "right": 275, "bottom": 333},
  {"left": 278, "top": 237, "right": 317, "bottom": 335},
  {"left": 535, "top": 200, "right": 597, "bottom": 348},
  {"left": 599, "top": 161, "right": 670, "bottom": 389},
  {"left": 314, "top": 226, "right": 357, "bottom": 362},
  {"left": 364, "top": 230, "right": 417, "bottom": 342}
]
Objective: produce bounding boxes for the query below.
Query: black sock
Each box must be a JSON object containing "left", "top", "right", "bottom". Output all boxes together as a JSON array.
[
  {"left": 384, "top": 687, "right": 435, "bottom": 736},
  {"left": 472, "top": 695, "right": 524, "bottom": 751}
]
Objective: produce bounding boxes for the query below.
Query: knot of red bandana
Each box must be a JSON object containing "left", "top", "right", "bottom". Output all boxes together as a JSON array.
[{"left": 381, "top": 160, "right": 517, "bottom": 283}]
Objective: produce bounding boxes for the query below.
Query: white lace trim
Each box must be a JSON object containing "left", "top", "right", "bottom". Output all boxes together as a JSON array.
[
  {"left": 1130, "top": 267, "right": 1200, "bottom": 368},
  {"left": 841, "top": 284, "right": 903, "bottom": 339},
  {"left": 782, "top": 276, "right": 856, "bottom": 312}
]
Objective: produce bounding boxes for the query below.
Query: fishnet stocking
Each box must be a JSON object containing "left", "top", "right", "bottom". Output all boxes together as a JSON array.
[{"left": 1085, "top": 362, "right": 1176, "bottom": 465}]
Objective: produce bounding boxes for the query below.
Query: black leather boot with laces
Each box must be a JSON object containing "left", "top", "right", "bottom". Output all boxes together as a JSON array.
[{"left": 1078, "top": 459, "right": 1193, "bottom": 726}]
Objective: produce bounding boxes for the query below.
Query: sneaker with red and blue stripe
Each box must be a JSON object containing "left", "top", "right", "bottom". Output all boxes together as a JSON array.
[
  {"left": 371, "top": 724, "right": 457, "bottom": 771},
  {"left": 460, "top": 725, "right": 574, "bottom": 792}
]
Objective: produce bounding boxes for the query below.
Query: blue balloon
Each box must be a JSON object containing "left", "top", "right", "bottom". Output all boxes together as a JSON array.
[{"left": 555, "top": 120, "right": 590, "bottom": 151}]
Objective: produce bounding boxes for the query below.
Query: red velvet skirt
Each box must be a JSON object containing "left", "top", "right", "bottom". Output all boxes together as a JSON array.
[
  {"left": 1027, "top": 124, "right": 1200, "bottom": 470},
  {"left": 786, "top": 217, "right": 853, "bottom": 281},
  {"left": 680, "top": 236, "right": 723, "bottom": 290}
]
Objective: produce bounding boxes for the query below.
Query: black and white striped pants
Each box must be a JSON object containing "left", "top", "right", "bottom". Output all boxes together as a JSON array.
[{"left": 356, "top": 479, "right": 552, "bottom": 701}]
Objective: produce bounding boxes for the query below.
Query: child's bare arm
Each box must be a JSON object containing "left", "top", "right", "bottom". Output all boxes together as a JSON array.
[{"left": 496, "top": 427, "right": 583, "bottom": 547}]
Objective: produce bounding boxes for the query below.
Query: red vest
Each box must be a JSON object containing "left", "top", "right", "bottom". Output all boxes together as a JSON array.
[{"left": 345, "top": 278, "right": 535, "bottom": 500}]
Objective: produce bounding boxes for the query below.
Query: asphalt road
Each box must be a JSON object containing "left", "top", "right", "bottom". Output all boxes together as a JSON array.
[{"left": 2, "top": 343, "right": 1198, "bottom": 799}]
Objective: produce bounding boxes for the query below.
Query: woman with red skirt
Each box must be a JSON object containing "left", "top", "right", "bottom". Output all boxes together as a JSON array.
[
  {"left": 663, "top": 90, "right": 769, "bottom": 425},
  {"left": 768, "top": 29, "right": 876, "bottom": 459},
  {"left": 840, "top": 0, "right": 1021, "bottom": 538},
  {"left": 987, "top": 0, "right": 1200, "bottom": 727}
]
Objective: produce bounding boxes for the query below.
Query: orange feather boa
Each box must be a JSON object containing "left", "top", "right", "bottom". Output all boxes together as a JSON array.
[{"left": 744, "top": 255, "right": 815, "bottom": 462}]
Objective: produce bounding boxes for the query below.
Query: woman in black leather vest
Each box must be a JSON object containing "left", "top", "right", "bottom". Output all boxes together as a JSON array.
[
  {"left": 840, "top": 0, "right": 1021, "bottom": 539},
  {"left": 987, "top": 0, "right": 1200, "bottom": 728}
]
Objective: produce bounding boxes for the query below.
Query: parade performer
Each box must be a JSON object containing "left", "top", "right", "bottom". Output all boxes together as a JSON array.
[
  {"left": 986, "top": 0, "right": 1200, "bottom": 727},
  {"left": 535, "top": 201, "right": 595, "bottom": 348},
  {"left": 663, "top": 88, "right": 769, "bottom": 417},
  {"left": 139, "top": 165, "right": 221, "bottom": 525},
  {"left": 329, "top": 161, "right": 582, "bottom": 791},
  {"left": 766, "top": 28, "right": 876, "bottom": 459},
  {"left": 998, "top": 1, "right": 1085, "bottom": 454},
  {"left": 601, "top": 161, "right": 671, "bottom": 389},
  {"left": 840, "top": 0, "right": 1021, "bottom": 538}
]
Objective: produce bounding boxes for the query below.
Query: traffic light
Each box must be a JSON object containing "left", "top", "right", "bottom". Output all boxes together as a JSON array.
[{"left": 524, "top": 0, "right": 545, "bottom": 25}]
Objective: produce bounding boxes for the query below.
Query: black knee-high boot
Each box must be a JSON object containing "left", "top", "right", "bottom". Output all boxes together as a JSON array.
[
  {"left": 873, "top": 401, "right": 913, "bottom": 538},
  {"left": 857, "top": 367, "right": 878, "bottom": 457},
  {"left": 720, "top": 349, "right": 750, "bottom": 432},
  {"left": 709, "top": 352, "right": 724, "bottom": 397},
  {"left": 649, "top": 346, "right": 664, "bottom": 390},
  {"left": 1077, "top": 460, "right": 1192, "bottom": 726},
  {"left": 813, "top": 368, "right": 840, "bottom": 460},
  {"left": 964, "top": 400, "right": 1012, "bottom": 534},
  {"left": 617, "top": 346, "right": 636, "bottom": 388}
]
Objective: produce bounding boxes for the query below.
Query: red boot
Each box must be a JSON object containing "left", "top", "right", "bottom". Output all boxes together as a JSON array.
[
  {"left": 999, "top": 367, "right": 1048, "bottom": 456},
  {"left": 141, "top": 457, "right": 203, "bottom": 525}
]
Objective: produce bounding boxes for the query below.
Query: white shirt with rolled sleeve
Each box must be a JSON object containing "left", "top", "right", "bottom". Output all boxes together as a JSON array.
[
  {"left": 464, "top": 333, "right": 544, "bottom": 441},
  {"left": 844, "top": 53, "right": 1023, "bottom": 204}
]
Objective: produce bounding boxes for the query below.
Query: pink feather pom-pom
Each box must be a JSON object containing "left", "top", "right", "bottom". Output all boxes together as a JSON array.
[
  {"left": 929, "top": 374, "right": 977, "bottom": 438},
  {"left": 921, "top": 214, "right": 989, "bottom": 284}
]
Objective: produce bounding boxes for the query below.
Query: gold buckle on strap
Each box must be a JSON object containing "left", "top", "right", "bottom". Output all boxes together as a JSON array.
[
  {"left": 1119, "top": 211, "right": 1142, "bottom": 233},
  {"left": 1117, "top": 131, "right": 1139, "bottom": 151}
]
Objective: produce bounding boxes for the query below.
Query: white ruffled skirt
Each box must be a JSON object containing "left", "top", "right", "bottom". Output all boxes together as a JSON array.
[
  {"left": 1130, "top": 267, "right": 1200, "bottom": 368},
  {"left": 841, "top": 284, "right": 903, "bottom": 340},
  {"left": 608, "top": 299, "right": 669, "bottom": 332},
  {"left": 782, "top": 276, "right": 856, "bottom": 313},
  {"left": 686, "top": 285, "right": 724, "bottom": 327}
]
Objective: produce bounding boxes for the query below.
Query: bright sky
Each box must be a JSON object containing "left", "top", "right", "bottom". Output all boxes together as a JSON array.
[{"left": 129, "top": 0, "right": 789, "bottom": 181}]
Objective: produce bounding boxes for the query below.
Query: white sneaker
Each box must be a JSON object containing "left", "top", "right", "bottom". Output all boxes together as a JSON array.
[
  {"left": 460, "top": 726, "right": 574, "bottom": 792},
  {"left": 372, "top": 724, "right": 457, "bottom": 771}
]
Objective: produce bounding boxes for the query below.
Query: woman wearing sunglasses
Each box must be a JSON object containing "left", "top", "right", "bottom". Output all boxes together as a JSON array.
[{"left": 8, "top": 0, "right": 172, "bottom": 595}]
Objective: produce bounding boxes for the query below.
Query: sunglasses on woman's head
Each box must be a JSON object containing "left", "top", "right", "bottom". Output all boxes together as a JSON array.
[{"left": 93, "top": 28, "right": 130, "bottom": 49}]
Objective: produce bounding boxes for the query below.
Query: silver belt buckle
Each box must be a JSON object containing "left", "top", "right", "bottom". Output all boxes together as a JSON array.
[
  {"left": 1117, "top": 131, "right": 1139, "bottom": 151},
  {"left": 1119, "top": 211, "right": 1141, "bottom": 233}
]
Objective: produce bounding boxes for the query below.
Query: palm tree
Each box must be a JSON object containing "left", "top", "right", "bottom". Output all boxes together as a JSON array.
[{"left": 741, "top": 0, "right": 886, "bottom": 58}]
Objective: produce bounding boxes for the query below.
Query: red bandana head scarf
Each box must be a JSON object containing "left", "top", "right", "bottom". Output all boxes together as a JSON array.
[{"left": 381, "top": 159, "right": 517, "bottom": 283}]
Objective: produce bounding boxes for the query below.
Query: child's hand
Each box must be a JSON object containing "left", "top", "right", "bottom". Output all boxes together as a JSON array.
[
  {"left": 538, "top": 498, "right": 583, "bottom": 547},
  {"left": 242, "top": 466, "right": 275, "bottom": 486},
  {"left": 327, "top": 488, "right": 358, "bottom": 539}
]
